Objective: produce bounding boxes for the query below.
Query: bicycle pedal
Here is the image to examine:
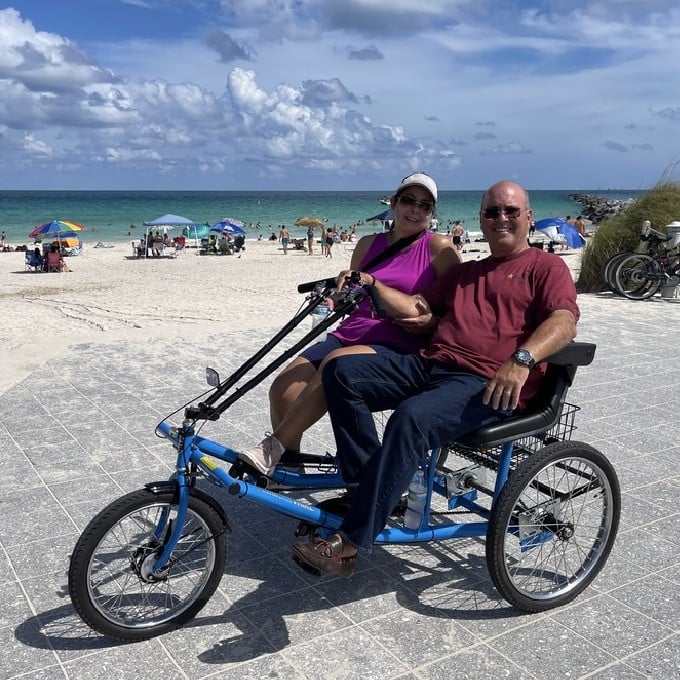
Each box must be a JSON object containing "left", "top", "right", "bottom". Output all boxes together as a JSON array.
[{"left": 231, "top": 460, "right": 270, "bottom": 488}]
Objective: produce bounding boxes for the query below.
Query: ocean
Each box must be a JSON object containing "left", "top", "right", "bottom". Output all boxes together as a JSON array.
[{"left": 0, "top": 189, "right": 644, "bottom": 246}]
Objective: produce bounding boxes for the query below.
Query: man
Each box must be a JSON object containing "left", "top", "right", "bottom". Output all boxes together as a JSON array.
[
  {"left": 292, "top": 180, "right": 580, "bottom": 577},
  {"left": 279, "top": 225, "right": 290, "bottom": 254},
  {"left": 451, "top": 220, "right": 464, "bottom": 251}
]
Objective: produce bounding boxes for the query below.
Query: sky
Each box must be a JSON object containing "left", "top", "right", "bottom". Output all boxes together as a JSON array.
[{"left": 0, "top": 1, "right": 679, "bottom": 191}]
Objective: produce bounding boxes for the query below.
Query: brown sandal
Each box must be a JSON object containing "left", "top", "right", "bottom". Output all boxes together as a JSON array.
[{"left": 292, "top": 534, "right": 356, "bottom": 578}]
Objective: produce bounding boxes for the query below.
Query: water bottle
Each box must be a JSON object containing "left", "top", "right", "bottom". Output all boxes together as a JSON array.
[
  {"left": 404, "top": 469, "right": 427, "bottom": 530},
  {"left": 310, "top": 283, "right": 331, "bottom": 341}
]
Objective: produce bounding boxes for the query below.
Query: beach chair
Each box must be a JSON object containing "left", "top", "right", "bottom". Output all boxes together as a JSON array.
[
  {"left": 25, "top": 250, "right": 42, "bottom": 272},
  {"left": 46, "top": 251, "right": 63, "bottom": 272}
]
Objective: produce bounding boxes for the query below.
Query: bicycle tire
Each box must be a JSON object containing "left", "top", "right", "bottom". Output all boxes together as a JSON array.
[
  {"left": 602, "top": 252, "right": 631, "bottom": 293},
  {"left": 69, "top": 488, "right": 227, "bottom": 641},
  {"left": 613, "top": 253, "right": 662, "bottom": 300},
  {"left": 486, "top": 441, "right": 620, "bottom": 612}
]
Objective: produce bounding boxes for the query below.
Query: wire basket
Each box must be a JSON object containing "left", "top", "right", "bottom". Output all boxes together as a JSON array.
[{"left": 444, "top": 403, "right": 580, "bottom": 472}]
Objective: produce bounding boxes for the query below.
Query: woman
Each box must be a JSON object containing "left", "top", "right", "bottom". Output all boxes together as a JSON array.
[{"left": 239, "top": 172, "right": 462, "bottom": 476}]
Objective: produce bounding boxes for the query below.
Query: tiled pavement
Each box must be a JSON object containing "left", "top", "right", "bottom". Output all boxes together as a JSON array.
[{"left": 1, "top": 292, "right": 678, "bottom": 679}]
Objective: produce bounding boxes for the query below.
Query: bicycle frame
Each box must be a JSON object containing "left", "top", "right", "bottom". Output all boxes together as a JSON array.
[
  {"left": 142, "top": 273, "right": 575, "bottom": 579},
  {"left": 148, "top": 418, "right": 507, "bottom": 577}
]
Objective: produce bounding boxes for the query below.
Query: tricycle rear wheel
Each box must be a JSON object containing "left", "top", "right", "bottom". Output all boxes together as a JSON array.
[{"left": 486, "top": 442, "right": 620, "bottom": 612}]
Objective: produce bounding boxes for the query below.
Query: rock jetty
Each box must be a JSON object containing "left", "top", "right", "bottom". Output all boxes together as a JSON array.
[{"left": 568, "top": 193, "right": 635, "bottom": 223}]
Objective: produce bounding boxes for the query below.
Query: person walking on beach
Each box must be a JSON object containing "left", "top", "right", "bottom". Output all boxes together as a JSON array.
[
  {"left": 279, "top": 225, "right": 290, "bottom": 254},
  {"left": 324, "top": 227, "right": 334, "bottom": 258},
  {"left": 451, "top": 221, "right": 464, "bottom": 252},
  {"left": 574, "top": 216, "right": 586, "bottom": 236},
  {"left": 290, "top": 180, "right": 580, "bottom": 577},
  {"left": 239, "top": 172, "right": 462, "bottom": 474},
  {"left": 306, "top": 226, "right": 315, "bottom": 255}
]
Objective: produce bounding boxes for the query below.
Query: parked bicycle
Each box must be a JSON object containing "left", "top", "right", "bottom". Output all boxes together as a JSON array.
[
  {"left": 603, "top": 220, "right": 680, "bottom": 298},
  {"left": 68, "top": 275, "right": 621, "bottom": 641}
]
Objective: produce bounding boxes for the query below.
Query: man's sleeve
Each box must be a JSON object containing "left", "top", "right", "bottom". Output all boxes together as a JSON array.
[{"left": 534, "top": 259, "right": 580, "bottom": 323}]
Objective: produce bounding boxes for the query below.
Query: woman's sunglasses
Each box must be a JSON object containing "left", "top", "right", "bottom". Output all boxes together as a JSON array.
[{"left": 398, "top": 195, "right": 434, "bottom": 213}]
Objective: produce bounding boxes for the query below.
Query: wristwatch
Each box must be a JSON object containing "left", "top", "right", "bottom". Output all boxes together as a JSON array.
[{"left": 512, "top": 348, "right": 536, "bottom": 370}]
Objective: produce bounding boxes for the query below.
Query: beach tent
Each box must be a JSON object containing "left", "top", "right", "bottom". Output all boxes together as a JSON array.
[
  {"left": 182, "top": 224, "right": 212, "bottom": 246},
  {"left": 142, "top": 214, "right": 200, "bottom": 256}
]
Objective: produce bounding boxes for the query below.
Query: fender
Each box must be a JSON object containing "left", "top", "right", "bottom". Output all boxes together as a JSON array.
[{"left": 144, "top": 480, "right": 230, "bottom": 531}]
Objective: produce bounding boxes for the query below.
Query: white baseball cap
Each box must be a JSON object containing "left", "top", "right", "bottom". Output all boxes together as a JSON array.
[{"left": 396, "top": 172, "right": 437, "bottom": 202}]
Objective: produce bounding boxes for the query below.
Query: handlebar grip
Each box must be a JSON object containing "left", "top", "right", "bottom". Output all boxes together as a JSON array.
[
  {"left": 366, "top": 284, "right": 386, "bottom": 317},
  {"left": 297, "top": 277, "right": 336, "bottom": 294}
]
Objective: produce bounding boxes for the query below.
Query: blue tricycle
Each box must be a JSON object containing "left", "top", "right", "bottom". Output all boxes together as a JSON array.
[{"left": 68, "top": 275, "right": 621, "bottom": 641}]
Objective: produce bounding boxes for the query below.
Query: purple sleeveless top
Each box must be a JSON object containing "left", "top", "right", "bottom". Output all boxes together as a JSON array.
[{"left": 331, "top": 231, "right": 437, "bottom": 352}]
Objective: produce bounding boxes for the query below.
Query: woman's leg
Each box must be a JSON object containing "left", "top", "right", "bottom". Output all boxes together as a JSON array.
[
  {"left": 268, "top": 356, "right": 317, "bottom": 432},
  {"left": 274, "top": 345, "right": 378, "bottom": 452}
]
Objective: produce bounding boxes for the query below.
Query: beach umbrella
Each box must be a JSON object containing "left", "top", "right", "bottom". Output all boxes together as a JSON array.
[
  {"left": 295, "top": 216, "right": 325, "bottom": 228},
  {"left": 142, "top": 214, "right": 198, "bottom": 228},
  {"left": 29, "top": 220, "right": 87, "bottom": 252},
  {"left": 211, "top": 217, "right": 246, "bottom": 235},
  {"left": 29, "top": 219, "right": 87, "bottom": 240},
  {"left": 366, "top": 208, "right": 394, "bottom": 222},
  {"left": 534, "top": 218, "right": 586, "bottom": 249}
]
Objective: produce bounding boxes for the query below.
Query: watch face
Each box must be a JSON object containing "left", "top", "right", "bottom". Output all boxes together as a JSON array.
[{"left": 514, "top": 349, "right": 534, "bottom": 366}]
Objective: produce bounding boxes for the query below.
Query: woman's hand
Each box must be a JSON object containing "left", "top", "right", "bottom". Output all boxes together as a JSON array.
[
  {"left": 334, "top": 269, "right": 374, "bottom": 290},
  {"left": 392, "top": 298, "right": 438, "bottom": 334}
]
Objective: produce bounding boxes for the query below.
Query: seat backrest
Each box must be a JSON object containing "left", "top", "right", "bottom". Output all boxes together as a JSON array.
[
  {"left": 46, "top": 251, "right": 61, "bottom": 267},
  {"left": 457, "top": 342, "right": 596, "bottom": 448}
]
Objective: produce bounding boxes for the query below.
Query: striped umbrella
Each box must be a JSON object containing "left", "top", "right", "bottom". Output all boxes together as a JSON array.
[{"left": 29, "top": 220, "right": 88, "bottom": 239}]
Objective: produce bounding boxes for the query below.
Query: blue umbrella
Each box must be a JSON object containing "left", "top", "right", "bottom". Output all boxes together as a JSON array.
[
  {"left": 211, "top": 217, "right": 246, "bottom": 235},
  {"left": 366, "top": 208, "right": 394, "bottom": 222},
  {"left": 534, "top": 218, "right": 586, "bottom": 249}
]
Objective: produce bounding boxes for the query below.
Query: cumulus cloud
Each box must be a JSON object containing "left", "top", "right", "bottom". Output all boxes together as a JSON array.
[
  {"left": 603, "top": 140, "right": 654, "bottom": 152},
  {"left": 0, "top": 7, "right": 472, "bottom": 185},
  {"left": 205, "top": 30, "right": 255, "bottom": 63},
  {"left": 347, "top": 45, "right": 383, "bottom": 60},
  {"left": 1, "top": 2, "right": 679, "bottom": 188},
  {"left": 482, "top": 140, "right": 532, "bottom": 155},
  {"left": 603, "top": 140, "right": 629, "bottom": 152},
  {"left": 300, "top": 78, "right": 358, "bottom": 106},
  {"left": 650, "top": 106, "right": 680, "bottom": 121}
]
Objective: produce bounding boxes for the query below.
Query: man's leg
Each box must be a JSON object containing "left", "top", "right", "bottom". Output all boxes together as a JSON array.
[
  {"left": 322, "top": 352, "right": 430, "bottom": 484},
  {"left": 338, "top": 368, "right": 505, "bottom": 552}
]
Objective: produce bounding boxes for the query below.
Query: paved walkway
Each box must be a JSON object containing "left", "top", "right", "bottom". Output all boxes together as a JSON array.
[{"left": 1, "top": 292, "right": 678, "bottom": 679}]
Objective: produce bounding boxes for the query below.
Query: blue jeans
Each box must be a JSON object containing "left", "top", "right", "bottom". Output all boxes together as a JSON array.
[{"left": 322, "top": 353, "right": 507, "bottom": 552}]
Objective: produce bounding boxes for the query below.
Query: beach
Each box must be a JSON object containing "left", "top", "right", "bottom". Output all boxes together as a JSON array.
[
  {"left": 0, "top": 235, "right": 580, "bottom": 394},
  {"left": 3, "top": 237, "right": 680, "bottom": 680}
]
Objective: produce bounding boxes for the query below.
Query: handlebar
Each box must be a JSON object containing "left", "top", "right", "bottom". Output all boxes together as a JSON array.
[
  {"left": 297, "top": 272, "right": 385, "bottom": 317},
  {"left": 297, "top": 277, "right": 337, "bottom": 294}
]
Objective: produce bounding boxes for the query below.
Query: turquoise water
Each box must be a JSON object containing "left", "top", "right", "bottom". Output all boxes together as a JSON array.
[{"left": 0, "top": 189, "right": 643, "bottom": 246}]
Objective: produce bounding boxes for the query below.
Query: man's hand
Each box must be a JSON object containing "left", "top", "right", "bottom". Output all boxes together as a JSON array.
[{"left": 482, "top": 359, "right": 531, "bottom": 411}]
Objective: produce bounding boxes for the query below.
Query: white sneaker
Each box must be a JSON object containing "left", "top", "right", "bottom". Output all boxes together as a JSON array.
[{"left": 239, "top": 434, "right": 285, "bottom": 476}]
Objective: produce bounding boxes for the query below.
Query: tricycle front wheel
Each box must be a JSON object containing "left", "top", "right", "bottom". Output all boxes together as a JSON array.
[
  {"left": 68, "top": 488, "right": 227, "bottom": 641},
  {"left": 486, "top": 442, "right": 620, "bottom": 612}
]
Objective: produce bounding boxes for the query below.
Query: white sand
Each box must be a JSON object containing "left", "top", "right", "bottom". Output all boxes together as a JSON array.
[{"left": 0, "top": 237, "right": 580, "bottom": 394}]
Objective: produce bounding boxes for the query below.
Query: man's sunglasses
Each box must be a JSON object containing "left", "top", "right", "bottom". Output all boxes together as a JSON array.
[
  {"left": 398, "top": 195, "right": 434, "bottom": 213},
  {"left": 482, "top": 206, "right": 525, "bottom": 219}
]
